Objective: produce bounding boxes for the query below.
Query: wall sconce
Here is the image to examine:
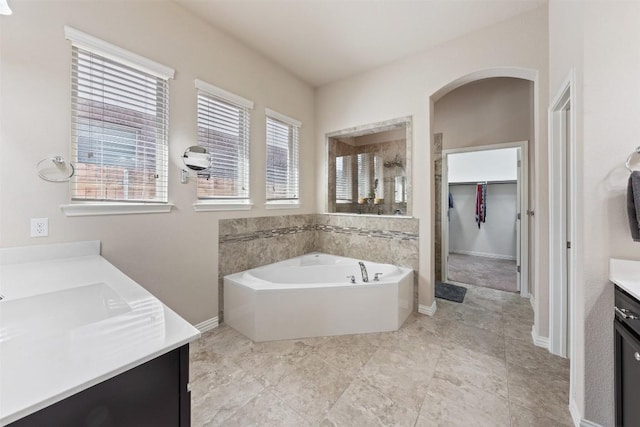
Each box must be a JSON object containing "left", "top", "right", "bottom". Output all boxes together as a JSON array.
[{"left": 0, "top": 0, "right": 12, "bottom": 15}]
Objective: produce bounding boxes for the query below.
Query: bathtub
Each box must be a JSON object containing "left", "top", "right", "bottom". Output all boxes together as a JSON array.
[{"left": 223, "top": 253, "right": 413, "bottom": 342}]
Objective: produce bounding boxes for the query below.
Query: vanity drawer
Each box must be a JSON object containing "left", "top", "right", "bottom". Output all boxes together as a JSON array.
[{"left": 615, "top": 286, "right": 640, "bottom": 337}]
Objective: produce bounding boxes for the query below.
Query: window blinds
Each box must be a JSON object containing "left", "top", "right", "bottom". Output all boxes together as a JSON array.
[
  {"left": 357, "top": 153, "right": 372, "bottom": 200},
  {"left": 374, "top": 155, "right": 384, "bottom": 199},
  {"left": 196, "top": 90, "right": 250, "bottom": 200},
  {"left": 70, "top": 46, "right": 170, "bottom": 203},
  {"left": 266, "top": 112, "right": 300, "bottom": 201},
  {"left": 336, "top": 156, "right": 353, "bottom": 202}
]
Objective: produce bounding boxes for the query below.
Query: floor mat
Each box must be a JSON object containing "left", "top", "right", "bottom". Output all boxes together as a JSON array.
[{"left": 435, "top": 281, "right": 467, "bottom": 303}]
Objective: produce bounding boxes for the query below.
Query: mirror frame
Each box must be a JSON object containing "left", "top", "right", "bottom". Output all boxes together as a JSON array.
[{"left": 324, "top": 116, "right": 412, "bottom": 216}]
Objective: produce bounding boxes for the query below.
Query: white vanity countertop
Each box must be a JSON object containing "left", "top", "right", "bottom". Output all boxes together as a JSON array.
[
  {"left": 610, "top": 258, "right": 640, "bottom": 301},
  {"left": 0, "top": 241, "right": 200, "bottom": 426}
]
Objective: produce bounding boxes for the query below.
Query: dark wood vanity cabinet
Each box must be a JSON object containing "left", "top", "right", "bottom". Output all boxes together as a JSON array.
[
  {"left": 8, "top": 345, "right": 191, "bottom": 427},
  {"left": 615, "top": 286, "right": 640, "bottom": 427}
]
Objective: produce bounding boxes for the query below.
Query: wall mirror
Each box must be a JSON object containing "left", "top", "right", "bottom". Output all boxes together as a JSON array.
[
  {"left": 327, "top": 117, "right": 411, "bottom": 215},
  {"left": 182, "top": 145, "right": 211, "bottom": 171}
]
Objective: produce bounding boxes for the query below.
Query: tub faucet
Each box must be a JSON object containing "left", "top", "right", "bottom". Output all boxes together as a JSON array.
[{"left": 358, "top": 261, "right": 369, "bottom": 283}]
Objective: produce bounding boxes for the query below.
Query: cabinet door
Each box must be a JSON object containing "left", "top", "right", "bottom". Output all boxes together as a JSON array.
[
  {"left": 9, "top": 345, "right": 189, "bottom": 427},
  {"left": 615, "top": 321, "right": 640, "bottom": 427}
]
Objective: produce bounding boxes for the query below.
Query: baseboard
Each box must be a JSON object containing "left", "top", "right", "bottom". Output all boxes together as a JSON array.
[
  {"left": 531, "top": 325, "right": 549, "bottom": 349},
  {"left": 195, "top": 317, "right": 219, "bottom": 333},
  {"left": 449, "top": 250, "right": 516, "bottom": 261},
  {"left": 570, "top": 398, "right": 604, "bottom": 427},
  {"left": 418, "top": 301, "right": 437, "bottom": 316}
]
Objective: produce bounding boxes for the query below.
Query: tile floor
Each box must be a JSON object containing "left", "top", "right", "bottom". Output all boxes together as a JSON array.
[
  {"left": 448, "top": 254, "right": 518, "bottom": 293},
  {"left": 190, "top": 284, "right": 571, "bottom": 426}
]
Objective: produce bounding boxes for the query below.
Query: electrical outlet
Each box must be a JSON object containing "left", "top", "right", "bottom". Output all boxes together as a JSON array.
[{"left": 30, "top": 218, "right": 48, "bottom": 237}]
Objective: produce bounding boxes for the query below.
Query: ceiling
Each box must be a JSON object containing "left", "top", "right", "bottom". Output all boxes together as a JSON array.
[{"left": 176, "top": 0, "right": 546, "bottom": 88}]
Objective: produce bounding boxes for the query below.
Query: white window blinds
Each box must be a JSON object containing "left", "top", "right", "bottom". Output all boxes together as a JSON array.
[
  {"left": 196, "top": 81, "right": 252, "bottom": 200},
  {"left": 357, "top": 153, "right": 372, "bottom": 200},
  {"left": 336, "top": 155, "right": 353, "bottom": 203},
  {"left": 68, "top": 30, "right": 172, "bottom": 203},
  {"left": 266, "top": 109, "right": 300, "bottom": 201},
  {"left": 374, "top": 155, "right": 384, "bottom": 199}
]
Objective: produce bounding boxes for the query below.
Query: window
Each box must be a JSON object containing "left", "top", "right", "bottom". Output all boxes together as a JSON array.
[
  {"left": 265, "top": 109, "right": 300, "bottom": 203},
  {"left": 357, "top": 153, "right": 372, "bottom": 200},
  {"left": 335, "top": 156, "right": 353, "bottom": 203},
  {"left": 195, "top": 80, "right": 252, "bottom": 202},
  {"left": 374, "top": 155, "right": 384, "bottom": 200},
  {"left": 66, "top": 27, "right": 174, "bottom": 203}
]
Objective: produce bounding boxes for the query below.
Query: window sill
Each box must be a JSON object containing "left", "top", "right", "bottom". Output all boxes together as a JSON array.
[
  {"left": 193, "top": 201, "right": 254, "bottom": 212},
  {"left": 60, "top": 203, "right": 174, "bottom": 217},
  {"left": 265, "top": 201, "right": 300, "bottom": 210}
]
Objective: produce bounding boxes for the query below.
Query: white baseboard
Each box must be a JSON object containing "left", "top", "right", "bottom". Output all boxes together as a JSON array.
[
  {"left": 418, "top": 301, "right": 437, "bottom": 316},
  {"left": 195, "top": 317, "right": 219, "bottom": 333},
  {"left": 531, "top": 325, "right": 549, "bottom": 349},
  {"left": 570, "top": 398, "right": 604, "bottom": 427},
  {"left": 449, "top": 250, "right": 516, "bottom": 261}
]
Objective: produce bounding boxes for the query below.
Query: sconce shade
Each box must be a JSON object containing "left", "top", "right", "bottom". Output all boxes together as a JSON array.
[{"left": 0, "top": 0, "right": 12, "bottom": 15}]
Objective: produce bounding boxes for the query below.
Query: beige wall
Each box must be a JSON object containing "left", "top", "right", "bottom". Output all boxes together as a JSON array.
[
  {"left": 433, "top": 77, "right": 532, "bottom": 150},
  {"left": 549, "top": 1, "right": 640, "bottom": 425},
  {"left": 315, "top": 7, "right": 548, "bottom": 315},
  {"left": 0, "top": 1, "right": 316, "bottom": 325},
  {"left": 548, "top": 0, "right": 585, "bottom": 421}
]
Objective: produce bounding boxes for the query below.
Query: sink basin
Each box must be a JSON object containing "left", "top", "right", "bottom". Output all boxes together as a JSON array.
[{"left": 0, "top": 283, "right": 131, "bottom": 343}]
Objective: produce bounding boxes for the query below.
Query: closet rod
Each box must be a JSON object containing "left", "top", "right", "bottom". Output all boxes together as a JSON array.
[{"left": 448, "top": 180, "right": 517, "bottom": 186}]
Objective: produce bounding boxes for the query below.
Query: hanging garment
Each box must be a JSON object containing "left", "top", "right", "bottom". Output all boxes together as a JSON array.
[
  {"left": 475, "top": 182, "right": 487, "bottom": 228},
  {"left": 627, "top": 171, "right": 640, "bottom": 241}
]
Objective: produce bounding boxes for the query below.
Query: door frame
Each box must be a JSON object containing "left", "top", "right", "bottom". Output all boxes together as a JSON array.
[
  {"left": 548, "top": 70, "right": 576, "bottom": 360},
  {"left": 441, "top": 141, "right": 529, "bottom": 297}
]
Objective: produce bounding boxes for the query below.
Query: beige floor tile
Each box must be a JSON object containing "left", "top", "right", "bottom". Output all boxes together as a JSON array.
[
  {"left": 309, "top": 334, "right": 380, "bottom": 376},
  {"left": 218, "top": 389, "right": 310, "bottom": 427},
  {"left": 453, "top": 303, "right": 505, "bottom": 334},
  {"left": 415, "top": 377, "right": 510, "bottom": 427},
  {"left": 190, "top": 343, "right": 225, "bottom": 382},
  {"left": 191, "top": 358, "right": 265, "bottom": 426},
  {"left": 230, "top": 339, "right": 313, "bottom": 387},
  {"left": 433, "top": 344, "right": 509, "bottom": 398},
  {"left": 502, "top": 298, "right": 534, "bottom": 320},
  {"left": 269, "top": 354, "right": 353, "bottom": 424},
  {"left": 359, "top": 340, "right": 442, "bottom": 411},
  {"left": 321, "top": 378, "right": 418, "bottom": 427},
  {"left": 507, "top": 363, "right": 572, "bottom": 425},
  {"left": 509, "top": 402, "right": 574, "bottom": 427},
  {"left": 502, "top": 312, "right": 534, "bottom": 343},
  {"left": 444, "top": 321, "right": 506, "bottom": 360},
  {"left": 505, "top": 336, "right": 570, "bottom": 379},
  {"left": 197, "top": 325, "right": 254, "bottom": 359}
]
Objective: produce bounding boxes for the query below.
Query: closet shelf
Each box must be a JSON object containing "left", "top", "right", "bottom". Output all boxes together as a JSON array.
[{"left": 448, "top": 180, "right": 517, "bottom": 186}]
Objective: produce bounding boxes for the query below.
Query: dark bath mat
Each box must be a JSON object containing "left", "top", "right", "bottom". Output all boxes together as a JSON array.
[{"left": 435, "top": 281, "right": 467, "bottom": 303}]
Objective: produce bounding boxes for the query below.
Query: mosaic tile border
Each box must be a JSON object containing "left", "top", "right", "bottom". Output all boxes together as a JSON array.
[
  {"left": 219, "top": 225, "right": 315, "bottom": 244},
  {"left": 219, "top": 224, "right": 419, "bottom": 244}
]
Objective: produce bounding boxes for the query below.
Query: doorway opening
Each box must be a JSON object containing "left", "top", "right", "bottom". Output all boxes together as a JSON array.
[{"left": 441, "top": 143, "right": 529, "bottom": 296}]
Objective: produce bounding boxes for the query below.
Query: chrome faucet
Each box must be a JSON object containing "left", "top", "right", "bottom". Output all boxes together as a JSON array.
[{"left": 358, "top": 261, "right": 369, "bottom": 283}]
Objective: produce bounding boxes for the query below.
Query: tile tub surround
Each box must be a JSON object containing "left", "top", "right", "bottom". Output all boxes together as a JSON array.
[
  {"left": 189, "top": 283, "right": 571, "bottom": 426},
  {"left": 218, "top": 214, "right": 419, "bottom": 319}
]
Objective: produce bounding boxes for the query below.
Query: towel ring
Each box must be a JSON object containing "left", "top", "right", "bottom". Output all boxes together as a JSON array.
[
  {"left": 626, "top": 146, "right": 640, "bottom": 172},
  {"left": 37, "top": 156, "right": 75, "bottom": 182}
]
